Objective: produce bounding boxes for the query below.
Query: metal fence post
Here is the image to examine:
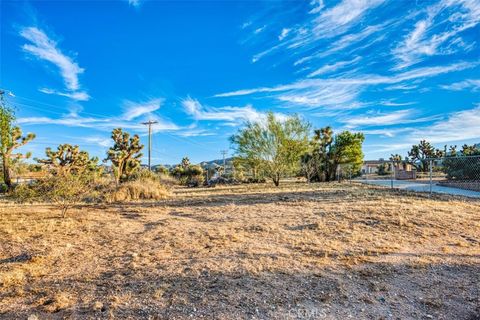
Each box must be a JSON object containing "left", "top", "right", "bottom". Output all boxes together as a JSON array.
[
  {"left": 390, "top": 161, "right": 394, "bottom": 189},
  {"left": 429, "top": 159, "right": 433, "bottom": 196}
]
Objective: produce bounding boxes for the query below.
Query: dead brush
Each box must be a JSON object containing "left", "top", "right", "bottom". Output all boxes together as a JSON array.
[{"left": 103, "top": 177, "right": 171, "bottom": 202}]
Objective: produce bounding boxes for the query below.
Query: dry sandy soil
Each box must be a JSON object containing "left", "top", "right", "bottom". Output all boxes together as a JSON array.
[{"left": 0, "top": 182, "right": 479, "bottom": 319}]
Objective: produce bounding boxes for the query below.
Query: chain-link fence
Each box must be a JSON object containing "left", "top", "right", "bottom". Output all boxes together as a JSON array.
[{"left": 357, "top": 155, "right": 480, "bottom": 197}]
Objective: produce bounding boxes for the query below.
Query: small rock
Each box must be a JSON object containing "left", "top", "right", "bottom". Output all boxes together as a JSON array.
[{"left": 93, "top": 301, "right": 104, "bottom": 312}]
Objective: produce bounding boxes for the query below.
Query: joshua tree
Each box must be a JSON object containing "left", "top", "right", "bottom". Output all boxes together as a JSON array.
[
  {"left": 407, "top": 140, "right": 444, "bottom": 172},
  {"left": 0, "top": 100, "right": 35, "bottom": 189},
  {"left": 36, "top": 144, "right": 99, "bottom": 176},
  {"left": 105, "top": 128, "right": 143, "bottom": 184},
  {"left": 301, "top": 127, "right": 364, "bottom": 182},
  {"left": 181, "top": 157, "right": 191, "bottom": 169}
]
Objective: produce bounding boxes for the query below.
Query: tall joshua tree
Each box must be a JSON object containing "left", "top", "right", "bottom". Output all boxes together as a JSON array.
[
  {"left": 105, "top": 128, "right": 143, "bottom": 184},
  {"left": 0, "top": 98, "right": 35, "bottom": 189},
  {"left": 408, "top": 140, "right": 444, "bottom": 172},
  {"left": 37, "top": 144, "right": 99, "bottom": 176}
]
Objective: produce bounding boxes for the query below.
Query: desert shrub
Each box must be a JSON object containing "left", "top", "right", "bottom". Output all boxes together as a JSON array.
[
  {"left": 246, "top": 177, "right": 266, "bottom": 184},
  {"left": 158, "top": 173, "right": 178, "bottom": 187},
  {"left": 443, "top": 156, "right": 480, "bottom": 180},
  {"left": 102, "top": 177, "right": 170, "bottom": 203},
  {"left": 185, "top": 165, "right": 204, "bottom": 187},
  {"left": 129, "top": 168, "right": 159, "bottom": 181},
  {"left": 130, "top": 168, "right": 178, "bottom": 187},
  {"left": 377, "top": 163, "right": 390, "bottom": 175},
  {"left": 171, "top": 163, "right": 204, "bottom": 187},
  {"left": 11, "top": 174, "right": 95, "bottom": 217},
  {"left": 154, "top": 165, "right": 169, "bottom": 175}
]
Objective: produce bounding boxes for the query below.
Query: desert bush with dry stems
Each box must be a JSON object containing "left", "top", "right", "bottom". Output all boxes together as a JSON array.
[
  {"left": 102, "top": 176, "right": 170, "bottom": 202},
  {"left": 11, "top": 173, "right": 95, "bottom": 217}
]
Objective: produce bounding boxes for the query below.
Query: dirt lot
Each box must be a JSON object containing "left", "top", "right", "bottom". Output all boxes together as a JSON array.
[{"left": 0, "top": 182, "right": 479, "bottom": 319}]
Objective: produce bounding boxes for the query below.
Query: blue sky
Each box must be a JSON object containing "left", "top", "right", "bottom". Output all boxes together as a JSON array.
[{"left": 1, "top": 0, "right": 479, "bottom": 164}]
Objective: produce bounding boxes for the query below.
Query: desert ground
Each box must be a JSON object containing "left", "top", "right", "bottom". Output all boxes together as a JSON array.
[{"left": 0, "top": 181, "right": 479, "bottom": 319}]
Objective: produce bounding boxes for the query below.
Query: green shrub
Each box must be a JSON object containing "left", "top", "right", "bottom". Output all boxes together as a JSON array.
[
  {"left": 11, "top": 174, "right": 95, "bottom": 217},
  {"left": 443, "top": 156, "right": 480, "bottom": 180},
  {"left": 171, "top": 164, "right": 204, "bottom": 187}
]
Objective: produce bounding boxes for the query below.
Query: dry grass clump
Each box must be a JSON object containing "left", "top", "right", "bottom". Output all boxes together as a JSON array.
[
  {"left": 157, "top": 173, "right": 179, "bottom": 187},
  {"left": 104, "top": 178, "right": 171, "bottom": 202}
]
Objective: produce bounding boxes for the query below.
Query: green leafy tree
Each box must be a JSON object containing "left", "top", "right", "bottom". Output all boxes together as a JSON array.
[
  {"left": 0, "top": 98, "right": 35, "bottom": 189},
  {"left": 105, "top": 128, "right": 144, "bottom": 184},
  {"left": 37, "top": 144, "right": 99, "bottom": 176},
  {"left": 301, "top": 128, "right": 364, "bottom": 182},
  {"left": 328, "top": 131, "right": 365, "bottom": 179},
  {"left": 231, "top": 112, "right": 310, "bottom": 186},
  {"left": 232, "top": 156, "right": 262, "bottom": 181},
  {"left": 407, "top": 140, "right": 444, "bottom": 172}
]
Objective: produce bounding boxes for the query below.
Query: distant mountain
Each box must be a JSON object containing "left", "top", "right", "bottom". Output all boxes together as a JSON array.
[
  {"left": 151, "top": 157, "right": 235, "bottom": 170},
  {"left": 198, "top": 157, "right": 234, "bottom": 169}
]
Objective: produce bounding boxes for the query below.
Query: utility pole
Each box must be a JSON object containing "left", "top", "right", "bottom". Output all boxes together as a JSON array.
[
  {"left": 141, "top": 120, "right": 158, "bottom": 171},
  {"left": 221, "top": 150, "right": 228, "bottom": 176}
]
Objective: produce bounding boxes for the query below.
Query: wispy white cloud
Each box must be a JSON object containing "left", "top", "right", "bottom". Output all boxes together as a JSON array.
[
  {"left": 384, "top": 84, "right": 418, "bottom": 91},
  {"left": 176, "top": 128, "right": 215, "bottom": 137},
  {"left": 242, "top": 21, "right": 252, "bottom": 29},
  {"left": 392, "top": 0, "right": 480, "bottom": 69},
  {"left": 254, "top": 25, "right": 266, "bottom": 34},
  {"left": 20, "top": 26, "right": 88, "bottom": 100},
  {"left": 17, "top": 114, "right": 180, "bottom": 133},
  {"left": 341, "top": 109, "right": 438, "bottom": 127},
  {"left": 440, "top": 79, "right": 480, "bottom": 91},
  {"left": 278, "top": 28, "right": 291, "bottom": 41},
  {"left": 39, "top": 88, "right": 90, "bottom": 101},
  {"left": 121, "top": 99, "right": 163, "bottom": 121},
  {"left": 83, "top": 136, "right": 112, "bottom": 147},
  {"left": 309, "top": 0, "right": 325, "bottom": 14},
  {"left": 410, "top": 105, "right": 480, "bottom": 143},
  {"left": 182, "top": 97, "right": 263, "bottom": 123},
  {"left": 17, "top": 98, "right": 180, "bottom": 133},
  {"left": 307, "top": 57, "right": 361, "bottom": 77},
  {"left": 215, "top": 62, "right": 473, "bottom": 109},
  {"left": 310, "top": 0, "right": 385, "bottom": 38},
  {"left": 127, "top": 0, "right": 141, "bottom": 8},
  {"left": 275, "top": 82, "right": 362, "bottom": 110},
  {"left": 358, "top": 128, "right": 412, "bottom": 138},
  {"left": 379, "top": 100, "right": 417, "bottom": 107},
  {"left": 369, "top": 106, "right": 480, "bottom": 151},
  {"left": 250, "top": 0, "right": 386, "bottom": 64},
  {"left": 217, "top": 62, "right": 473, "bottom": 97}
]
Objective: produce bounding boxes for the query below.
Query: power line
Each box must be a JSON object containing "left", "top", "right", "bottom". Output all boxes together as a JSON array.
[{"left": 141, "top": 120, "right": 158, "bottom": 171}]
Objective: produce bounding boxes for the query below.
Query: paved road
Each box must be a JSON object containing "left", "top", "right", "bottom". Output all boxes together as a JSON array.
[{"left": 359, "top": 179, "right": 480, "bottom": 198}]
